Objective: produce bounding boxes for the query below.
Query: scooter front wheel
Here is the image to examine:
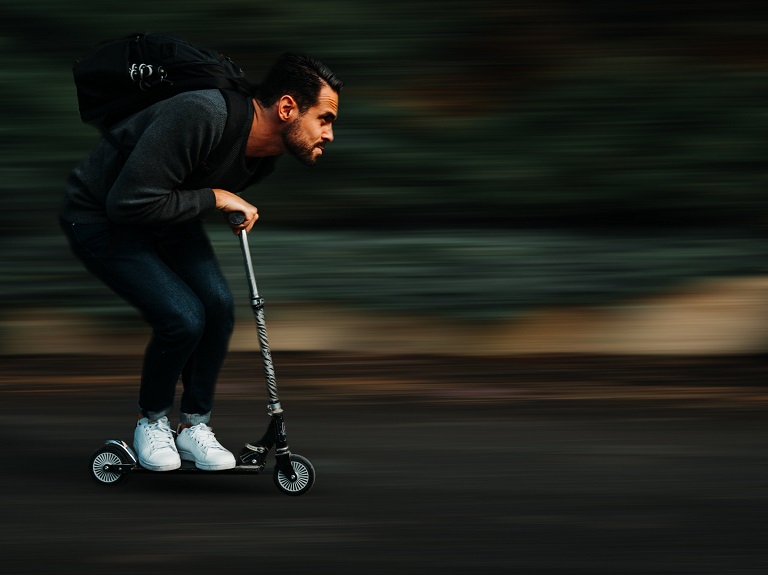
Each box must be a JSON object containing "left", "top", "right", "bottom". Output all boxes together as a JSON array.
[
  {"left": 90, "top": 445, "right": 131, "bottom": 486},
  {"left": 274, "top": 454, "right": 315, "bottom": 496}
]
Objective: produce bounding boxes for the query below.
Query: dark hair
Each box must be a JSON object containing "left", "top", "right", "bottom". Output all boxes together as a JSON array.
[{"left": 255, "top": 53, "right": 343, "bottom": 112}]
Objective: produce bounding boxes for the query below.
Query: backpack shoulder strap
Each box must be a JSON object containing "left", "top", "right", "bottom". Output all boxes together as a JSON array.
[
  {"left": 185, "top": 89, "right": 251, "bottom": 183},
  {"left": 207, "top": 89, "right": 250, "bottom": 169}
]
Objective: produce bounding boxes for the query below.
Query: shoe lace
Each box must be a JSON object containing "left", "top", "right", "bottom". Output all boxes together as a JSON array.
[
  {"left": 146, "top": 418, "right": 175, "bottom": 451},
  {"left": 188, "top": 424, "right": 226, "bottom": 452}
]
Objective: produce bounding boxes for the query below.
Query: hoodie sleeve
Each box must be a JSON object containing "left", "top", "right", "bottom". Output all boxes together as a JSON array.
[{"left": 105, "top": 92, "right": 226, "bottom": 226}]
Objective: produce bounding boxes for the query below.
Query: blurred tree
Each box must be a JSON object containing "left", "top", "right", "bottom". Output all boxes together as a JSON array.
[{"left": 1, "top": 0, "right": 767, "bottom": 321}]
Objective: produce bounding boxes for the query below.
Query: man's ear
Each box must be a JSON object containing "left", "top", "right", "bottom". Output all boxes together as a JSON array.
[{"left": 278, "top": 95, "right": 298, "bottom": 122}]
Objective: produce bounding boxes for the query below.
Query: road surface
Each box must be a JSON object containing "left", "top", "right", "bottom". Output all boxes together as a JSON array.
[{"left": 1, "top": 352, "right": 767, "bottom": 574}]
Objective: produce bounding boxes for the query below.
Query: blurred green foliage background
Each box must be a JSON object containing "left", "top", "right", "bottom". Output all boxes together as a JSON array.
[{"left": 1, "top": 0, "right": 768, "bottom": 351}]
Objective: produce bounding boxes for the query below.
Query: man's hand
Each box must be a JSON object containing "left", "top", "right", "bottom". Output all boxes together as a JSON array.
[{"left": 213, "top": 188, "right": 259, "bottom": 234}]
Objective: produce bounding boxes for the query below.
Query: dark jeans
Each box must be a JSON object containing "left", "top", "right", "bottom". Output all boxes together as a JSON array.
[{"left": 60, "top": 217, "right": 235, "bottom": 424}]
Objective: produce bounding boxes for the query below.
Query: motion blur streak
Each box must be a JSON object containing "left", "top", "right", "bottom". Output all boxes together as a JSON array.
[
  {"left": 2, "top": 1, "right": 768, "bottom": 356},
  {"left": 2, "top": 2, "right": 768, "bottom": 573}
]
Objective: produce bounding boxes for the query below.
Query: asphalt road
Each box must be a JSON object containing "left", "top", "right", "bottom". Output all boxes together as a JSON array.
[{"left": 1, "top": 352, "right": 767, "bottom": 574}]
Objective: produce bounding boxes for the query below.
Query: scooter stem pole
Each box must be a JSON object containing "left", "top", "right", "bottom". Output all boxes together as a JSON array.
[{"left": 237, "top": 227, "right": 281, "bottom": 409}]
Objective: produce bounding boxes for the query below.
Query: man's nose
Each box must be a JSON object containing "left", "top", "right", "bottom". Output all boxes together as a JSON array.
[{"left": 323, "top": 126, "right": 334, "bottom": 142}]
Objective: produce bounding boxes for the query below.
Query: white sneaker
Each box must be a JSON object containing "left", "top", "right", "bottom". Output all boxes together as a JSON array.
[
  {"left": 176, "top": 423, "right": 236, "bottom": 471},
  {"left": 133, "top": 417, "right": 181, "bottom": 471}
]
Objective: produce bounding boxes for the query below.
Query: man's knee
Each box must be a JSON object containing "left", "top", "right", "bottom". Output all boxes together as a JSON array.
[
  {"left": 151, "top": 289, "right": 233, "bottom": 343},
  {"left": 180, "top": 311, "right": 208, "bottom": 343},
  {"left": 154, "top": 303, "right": 207, "bottom": 345},
  {"left": 204, "top": 288, "right": 235, "bottom": 335}
]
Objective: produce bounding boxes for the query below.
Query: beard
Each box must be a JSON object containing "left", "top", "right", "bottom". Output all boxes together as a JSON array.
[{"left": 281, "top": 120, "right": 319, "bottom": 167}]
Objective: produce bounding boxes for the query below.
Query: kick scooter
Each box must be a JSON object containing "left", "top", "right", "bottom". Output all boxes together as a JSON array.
[{"left": 88, "top": 212, "right": 316, "bottom": 495}]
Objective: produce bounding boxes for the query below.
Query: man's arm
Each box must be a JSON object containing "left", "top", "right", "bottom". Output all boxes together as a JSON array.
[{"left": 106, "top": 92, "right": 228, "bottom": 226}]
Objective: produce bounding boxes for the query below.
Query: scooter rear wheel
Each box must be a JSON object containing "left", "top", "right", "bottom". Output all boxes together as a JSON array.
[
  {"left": 90, "top": 445, "right": 130, "bottom": 486},
  {"left": 274, "top": 454, "right": 315, "bottom": 496}
]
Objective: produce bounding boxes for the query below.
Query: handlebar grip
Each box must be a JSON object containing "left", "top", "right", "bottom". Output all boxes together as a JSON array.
[{"left": 228, "top": 211, "right": 246, "bottom": 226}]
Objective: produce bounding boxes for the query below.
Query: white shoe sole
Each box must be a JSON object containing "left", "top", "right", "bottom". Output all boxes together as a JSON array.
[
  {"left": 137, "top": 456, "right": 181, "bottom": 472},
  {"left": 179, "top": 451, "right": 236, "bottom": 471}
]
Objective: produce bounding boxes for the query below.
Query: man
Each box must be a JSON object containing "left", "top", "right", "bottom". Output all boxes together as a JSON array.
[{"left": 60, "top": 53, "right": 342, "bottom": 472}]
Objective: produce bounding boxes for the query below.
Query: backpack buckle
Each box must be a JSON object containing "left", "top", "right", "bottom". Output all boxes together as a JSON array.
[{"left": 129, "top": 63, "right": 170, "bottom": 91}]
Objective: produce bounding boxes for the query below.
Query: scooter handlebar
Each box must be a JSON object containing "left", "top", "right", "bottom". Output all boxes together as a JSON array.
[{"left": 228, "top": 211, "right": 246, "bottom": 226}]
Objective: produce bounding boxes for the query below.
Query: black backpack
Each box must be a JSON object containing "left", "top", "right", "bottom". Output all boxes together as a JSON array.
[
  {"left": 74, "top": 32, "right": 252, "bottom": 126},
  {"left": 73, "top": 33, "right": 253, "bottom": 177}
]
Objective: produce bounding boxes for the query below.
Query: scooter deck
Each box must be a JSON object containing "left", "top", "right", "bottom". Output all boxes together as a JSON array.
[
  {"left": 133, "top": 460, "right": 266, "bottom": 474},
  {"left": 104, "top": 439, "right": 268, "bottom": 475}
]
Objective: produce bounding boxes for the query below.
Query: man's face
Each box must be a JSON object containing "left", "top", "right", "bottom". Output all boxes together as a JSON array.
[{"left": 281, "top": 84, "right": 339, "bottom": 167}]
